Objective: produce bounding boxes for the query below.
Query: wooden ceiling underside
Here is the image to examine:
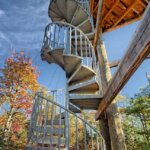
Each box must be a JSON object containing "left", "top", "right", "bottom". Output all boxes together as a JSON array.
[{"left": 90, "top": 0, "right": 149, "bottom": 33}]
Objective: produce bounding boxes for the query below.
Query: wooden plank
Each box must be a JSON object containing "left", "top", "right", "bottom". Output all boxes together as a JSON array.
[
  {"left": 96, "top": 3, "right": 150, "bottom": 120},
  {"left": 104, "top": 15, "right": 143, "bottom": 33},
  {"left": 103, "top": 0, "right": 120, "bottom": 21},
  {"left": 113, "top": 0, "right": 139, "bottom": 27}
]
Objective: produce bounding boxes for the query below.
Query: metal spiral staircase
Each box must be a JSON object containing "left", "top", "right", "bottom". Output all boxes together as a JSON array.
[{"left": 27, "top": 0, "right": 106, "bottom": 149}]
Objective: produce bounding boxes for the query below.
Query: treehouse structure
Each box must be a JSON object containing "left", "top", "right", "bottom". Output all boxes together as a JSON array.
[{"left": 27, "top": 0, "right": 150, "bottom": 149}]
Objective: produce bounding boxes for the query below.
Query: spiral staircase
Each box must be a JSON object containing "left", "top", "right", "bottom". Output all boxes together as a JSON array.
[{"left": 27, "top": 0, "right": 105, "bottom": 149}]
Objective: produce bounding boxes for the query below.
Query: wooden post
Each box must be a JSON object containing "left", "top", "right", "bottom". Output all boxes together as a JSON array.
[{"left": 97, "top": 37, "right": 126, "bottom": 150}]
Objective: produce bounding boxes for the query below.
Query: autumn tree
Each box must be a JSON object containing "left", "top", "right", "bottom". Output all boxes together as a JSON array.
[{"left": 0, "top": 52, "right": 40, "bottom": 149}]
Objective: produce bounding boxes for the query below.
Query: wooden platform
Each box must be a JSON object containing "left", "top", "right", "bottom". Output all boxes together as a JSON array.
[{"left": 90, "top": 0, "right": 149, "bottom": 32}]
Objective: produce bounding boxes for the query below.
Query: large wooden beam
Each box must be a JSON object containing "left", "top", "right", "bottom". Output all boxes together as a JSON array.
[
  {"left": 93, "top": 0, "right": 105, "bottom": 49},
  {"left": 96, "top": 3, "right": 150, "bottom": 120},
  {"left": 109, "top": 54, "right": 150, "bottom": 68}
]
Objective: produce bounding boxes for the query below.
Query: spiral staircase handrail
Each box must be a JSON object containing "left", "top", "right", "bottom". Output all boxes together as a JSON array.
[
  {"left": 42, "top": 21, "right": 97, "bottom": 71},
  {"left": 38, "top": 93, "right": 101, "bottom": 137}
]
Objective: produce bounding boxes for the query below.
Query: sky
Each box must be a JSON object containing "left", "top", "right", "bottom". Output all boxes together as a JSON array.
[{"left": 0, "top": 0, "right": 149, "bottom": 97}]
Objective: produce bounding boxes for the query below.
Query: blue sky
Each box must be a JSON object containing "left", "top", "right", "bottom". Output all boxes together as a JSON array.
[{"left": 0, "top": 0, "right": 149, "bottom": 97}]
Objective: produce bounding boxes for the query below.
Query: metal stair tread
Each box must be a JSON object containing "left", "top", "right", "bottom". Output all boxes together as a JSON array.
[
  {"left": 26, "top": 147, "right": 66, "bottom": 150},
  {"left": 55, "top": 112, "right": 66, "bottom": 119},
  {"left": 69, "top": 102, "right": 81, "bottom": 113},
  {"left": 63, "top": 54, "right": 82, "bottom": 77},
  {"left": 45, "top": 119, "right": 65, "bottom": 126},
  {"left": 50, "top": 48, "right": 64, "bottom": 68},
  {"left": 49, "top": 2, "right": 65, "bottom": 19},
  {"left": 35, "top": 126, "right": 64, "bottom": 136},
  {"left": 69, "top": 94, "right": 102, "bottom": 99},
  {"left": 69, "top": 94, "right": 102, "bottom": 110},
  {"left": 68, "top": 77, "right": 99, "bottom": 92},
  {"left": 31, "top": 136, "right": 65, "bottom": 145},
  {"left": 67, "top": 0, "right": 78, "bottom": 22},
  {"left": 71, "top": 5, "right": 88, "bottom": 26},
  {"left": 68, "top": 65, "right": 96, "bottom": 84}
]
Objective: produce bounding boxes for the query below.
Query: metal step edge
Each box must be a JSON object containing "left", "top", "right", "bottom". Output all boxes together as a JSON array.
[
  {"left": 69, "top": 94, "right": 103, "bottom": 100},
  {"left": 68, "top": 77, "right": 98, "bottom": 91},
  {"left": 35, "top": 126, "right": 64, "bottom": 135},
  {"left": 31, "top": 136, "right": 65, "bottom": 145},
  {"left": 45, "top": 119, "right": 65, "bottom": 126},
  {"left": 69, "top": 102, "right": 81, "bottom": 113},
  {"left": 67, "top": 64, "right": 82, "bottom": 83}
]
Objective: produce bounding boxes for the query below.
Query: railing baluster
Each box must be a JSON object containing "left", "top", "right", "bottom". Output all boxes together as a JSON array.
[
  {"left": 70, "top": 26, "right": 72, "bottom": 54},
  {"left": 90, "top": 128, "right": 94, "bottom": 150},
  {"left": 58, "top": 107, "right": 62, "bottom": 150},
  {"left": 50, "top": 91, "right": 55, "bottom": 148},
  {"left": 85, "top": 38, "right": 88, "bottom": 66},
  {"left": 80, "top": 33, "right": 83, "bottom": 57},
  {"left": 58, "top": 26, "right": 60, "bottom": 47},
  {"left": 42, "top": 100, "right": 48, "bottom": 149},
  {"left": 75, "top": 28, "right": 78, "bottom": 55},
  {"left": 76, "top": 116, "right": 79, "bottom": 150},
  {"left": 53, "top": 24, "right": 56, "bottom": 48},
  {"left": 84, "top": 122, "right": 87, "bottom": 150},
  {"left": 96, "top": 133, "right": 99, "bottom": 150}
]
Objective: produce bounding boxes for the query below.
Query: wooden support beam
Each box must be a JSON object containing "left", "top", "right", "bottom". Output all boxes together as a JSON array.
[
  {"left": 113, "top": 0, "right": 139, "bottom": 27},
  {"left": 109, "top": 60, "right": 120, "bottom": 68},
  {"left": 103, "top": 0, "right": 120, "bottom": 21},
  {"left": 93, "top": 0, "right": 105, "bottom": 49},
  {"left": 110, "top": 54, "right": 150, "bottom": 68},
  {"left": 96, "top": 3, "right": 150, "bottom": 120}
]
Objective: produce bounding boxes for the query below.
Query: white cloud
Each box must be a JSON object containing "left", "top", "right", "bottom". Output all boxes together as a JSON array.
[{"left": 0, "top": 10, "right": 5, "bottom": 16}]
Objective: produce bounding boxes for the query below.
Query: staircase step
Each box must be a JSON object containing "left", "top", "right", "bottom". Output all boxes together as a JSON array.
[
  {"left": 69, "top": 77, "right": 99, "bottom": 93},
  {"left": 68, "top": 65, "right": 96, "bottom": 84},
  {"left": 26, "top": 147, "right": 66, "bottom": 150},
  {"left": 69, "top": 102, "right": 81, "bottom": 113},
  {"left": 49, "top": 1, "right": 64, "bottom": 20},
  {"left": 71, "top": 6, "right": 88, "bottom": 26},
  {"left": 67, "top": 0, "right": 78, "bottom": 22},
  {"left": 55, "top": 0, "right": 67, "bottom": 17},
  {"left": 55, "top": 112, "right": 66, "bottom": 119},
  {"left": 35, "top": 126, "right": 64, "bottom": 136},
  {"left": 41, "top": 49, "right": 56, "bottom": 64},
  {"left": 31, "top": 136, "right": 65, "bottom": 146},
  {"left": 69, "top": 94, "right": 102, "bottom": 109},
  {"left": 46, "top": 119, "right": 65, "bottom": 126},
  {"left": 79, "top": 19, "right": 93, "bottom": 34},
  {"left": 50, "top": 48, "right": 64, "bottom": 68},
  {"left": 63, "top": 54, "right": 82, "bottom": 77}
]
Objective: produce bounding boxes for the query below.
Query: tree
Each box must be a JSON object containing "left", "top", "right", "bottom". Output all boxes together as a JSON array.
[
  {"left": 122, "top": 85, "right": 150, "bottom": 150},
  {"left": 0, "top": 52, "right": 40, "bottom": 149}
]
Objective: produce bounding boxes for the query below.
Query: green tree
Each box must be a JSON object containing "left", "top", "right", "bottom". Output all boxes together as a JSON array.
[{"left": 123, "top": 85, "right": 150, "bottom": 150}]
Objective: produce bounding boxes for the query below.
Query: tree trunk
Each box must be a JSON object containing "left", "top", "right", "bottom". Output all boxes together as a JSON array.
[
  {"left": 3, "top": 107, "right": 14, "bottom": 142},
  {"left": 99, "top": 113, "right": 112, "bottom": 150},
  {"left": 97, "top": 38, "right": 126, "bottom": 150}
]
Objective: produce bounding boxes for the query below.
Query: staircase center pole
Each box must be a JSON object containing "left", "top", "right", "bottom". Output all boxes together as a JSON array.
[{"left": 65, "top": 76, "right": 70, "bottom": 150}]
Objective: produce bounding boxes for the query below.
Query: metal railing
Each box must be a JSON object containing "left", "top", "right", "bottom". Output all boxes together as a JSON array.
[
  {"left": 27, "top": 92, "right": 106, "bottom": 150},
  {"left": 42, "top": 21, "right": 97, "bottom": 71}
]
